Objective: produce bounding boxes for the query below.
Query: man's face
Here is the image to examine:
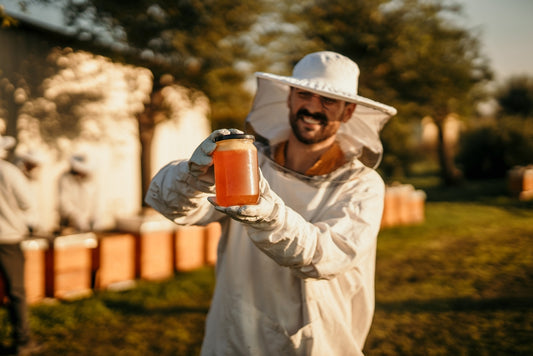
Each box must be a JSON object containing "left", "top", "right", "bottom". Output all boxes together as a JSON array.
[
  {"left": 24, "top": 161, "right": 40, "bottom": 180},
  {"left": 288, "top": 88, "right": 356, "bottom": 145}
]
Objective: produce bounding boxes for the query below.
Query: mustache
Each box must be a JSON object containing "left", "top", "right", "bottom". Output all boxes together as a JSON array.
[{"left": 297, "top": 109, "right": 328, "bottom": 126}]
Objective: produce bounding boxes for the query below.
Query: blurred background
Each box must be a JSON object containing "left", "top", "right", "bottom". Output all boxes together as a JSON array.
[{"left": 0, "top": 0, "right": 532, "bottom": 355}]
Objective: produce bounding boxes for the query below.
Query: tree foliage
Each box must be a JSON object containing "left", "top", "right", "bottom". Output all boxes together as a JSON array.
[
  {"left": 288, "top": 0, "right": 492, "bottom": 182},
  {"left": 495, "top": 75, "right": 533, "bottom": 118},
  {"left": 5, "top": 0, "right": 496, "bottom": 183},
  {"left": 56, "top": 0, "right": 273, "bottom": 128},
  {"left": 458, "top": 75, "right": 533, "bottom": 179}
]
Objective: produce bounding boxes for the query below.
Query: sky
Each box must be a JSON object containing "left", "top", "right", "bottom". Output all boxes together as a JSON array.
[
  {"left": 458, "top": 0, "right": 533, "bottom": 82},
  {"left": 1, "top": 0, "right": 532, "bottom": 83}
]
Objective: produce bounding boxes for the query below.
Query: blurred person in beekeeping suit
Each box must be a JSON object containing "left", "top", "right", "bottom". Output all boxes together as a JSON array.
[
  {"left": 0, "top": 135, "right": 44, "bottom": 355},
  {"left": 57, "top": 154, "right": 99, "bottom": 233},
  {"left": 15, "top": 149, "right": 47, "bottom": 235}
]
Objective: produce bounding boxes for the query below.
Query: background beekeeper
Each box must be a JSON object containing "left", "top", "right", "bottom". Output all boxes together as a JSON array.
[
  {"left": 0, "top": 135, "right": 42, "bottom": 354},
  {"left": 57, "top": 154, "right": 98, "bottom": 233},
  {"left": 15, "top": 150, "right": 45, "bottom": 235},
  {"left": 145, "top": 51, "right": 397, "bottom": 356},
  {"left": 15, "top": 150, "right": 44, "bottom": 182}
]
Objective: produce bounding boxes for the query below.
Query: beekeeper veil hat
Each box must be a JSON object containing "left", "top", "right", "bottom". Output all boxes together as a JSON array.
[
  {"left": 245, "top": 51, "right": 397, "bottom": 168},
  {"left": 0, "top": 135, "right": 16, "bottom": 159}
]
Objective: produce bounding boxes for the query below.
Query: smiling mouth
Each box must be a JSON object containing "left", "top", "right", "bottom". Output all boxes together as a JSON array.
[
  {"left": 297, "top": 109, "right": 328, "bottom": 126},
  {"left": 301, "top": 116, "right": 322, "bottom": 125}
]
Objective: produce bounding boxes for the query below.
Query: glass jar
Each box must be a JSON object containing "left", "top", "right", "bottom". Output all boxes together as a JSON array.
[{"left": 213, "top": 134, "right": 259, "bottom": 207}]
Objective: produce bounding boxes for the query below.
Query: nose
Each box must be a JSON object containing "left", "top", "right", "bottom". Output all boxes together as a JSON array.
[{"left": 307, "top": 94, "right": 324, "bottom": 112}]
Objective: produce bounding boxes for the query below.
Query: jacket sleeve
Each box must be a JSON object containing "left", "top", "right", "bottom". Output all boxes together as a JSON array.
[
  {"left": 245, "top": 170, "right": 385, "bottom": 280},
  {"left": 144, "top": 160, "right": 222, "bottom": 226},
  {"left": 10, "top": 165, "right": 38, "bottom": 233}
]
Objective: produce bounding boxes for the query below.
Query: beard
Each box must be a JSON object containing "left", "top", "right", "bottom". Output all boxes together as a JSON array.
[{"left": 289, "top": 108, "right": 339, "bottom": 145}]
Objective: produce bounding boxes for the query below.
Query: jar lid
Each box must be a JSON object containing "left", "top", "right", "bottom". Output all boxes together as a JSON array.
[{"left": 214, "top": 133, "right": 255, "bottom": 142}]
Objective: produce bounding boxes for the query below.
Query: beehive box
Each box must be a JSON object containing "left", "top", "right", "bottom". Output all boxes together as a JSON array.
[
  {"left": 117, "top": 215, "right": 176, "bottom": 281},
  {"left": 381, "top": 186, "right": 401, "bottom": 228},
  {"left": 175, "top": 225, "right": 206, "bottom": 271},
  {"left": 381, "top": 184, "right": 426, "bottom": 228},
  {"left": 92, "top": 232, "right": 136, "bottom": 290},
  {"left": 205, "top": 222, "right": 221, "bottom": 266},
  {"left": 136, "top": 229, "right": 174, "bottom": 281},
  {"left": 46, "top": 233, "right": 97, "bottom": 300},
  {"left": 508, "top": 165, "right": 533, "bottom": 200},
  {"left": 21, "top": 237, "right": 49, "bottom": 304}
]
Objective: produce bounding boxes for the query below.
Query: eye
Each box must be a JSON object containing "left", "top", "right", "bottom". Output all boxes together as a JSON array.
[
  {"left": 297, "top": 91, "right": 313, "bottom": 99},
  {"left": 320, "top": 96, "right": 338, "bottom": 105}
]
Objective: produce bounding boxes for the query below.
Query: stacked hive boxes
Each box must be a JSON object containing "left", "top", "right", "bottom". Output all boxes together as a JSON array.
[
  {"left": 21, "top": 237, "right": 49, "bottom": 304},
  {"left": 91, "top": 232, "right": 136, "bottom": 290},
  {"left": 46, "top": 233, "right": 98, "bottom": 300},
  {"left": 0, "top": 237, "right": 51, "bottom": 305},
  {"left": 381, "top": 184, "right": 426, "bottom": 228},
  {"left": 508, "top": 165, "right": 533, "bottom": 201},
  {"left": 0, "top": 219, "right": 222, "bottom": 305},
  {"left": 117, "top": 214, "right": 179, "bottom": 281},
  {"left": 175, "top": 222, "right": 222, "bottom": 271}
]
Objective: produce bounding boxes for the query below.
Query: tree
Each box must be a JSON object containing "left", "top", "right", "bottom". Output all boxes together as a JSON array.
[
  {"left": 55, "top": 0, "right": 277, "bottom": 200},
  {"left": 289, "top": 0, "right": 492, "bottom": 184},
  {"left": 3, "top": 0, "right": 275, "bottom": 206},
  {"left": 496, "top": 75, "right": 533, "bottom": 118},
  {"left": 56, "top": 0, "right": 271, "bottom": 127}
]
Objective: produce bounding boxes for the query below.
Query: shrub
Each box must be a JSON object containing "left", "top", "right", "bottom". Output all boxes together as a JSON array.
[{"left": 456, "top": 117, "right": 533, "bottom": 179}]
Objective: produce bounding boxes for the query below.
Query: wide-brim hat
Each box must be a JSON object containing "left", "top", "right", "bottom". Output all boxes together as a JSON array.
[
  {"left": 245, "top": 51, "right": 397, "bottom": 168},
  {"left": 70, "top": 154, "right": 91, "bottom": 174},
  {"left": 0, "top": 135, "right": 16, "bottom": 151},
  {"left": 18, "top": 149, "right": 45, "bottom": 166}
]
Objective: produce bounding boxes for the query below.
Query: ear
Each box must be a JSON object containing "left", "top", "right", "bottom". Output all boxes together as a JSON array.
[
  {"left": 287, "top": 87, "right": 295, "bottom": 108},
  {"left": 342, "top": 103, "right": 357, "bottom": 122}
]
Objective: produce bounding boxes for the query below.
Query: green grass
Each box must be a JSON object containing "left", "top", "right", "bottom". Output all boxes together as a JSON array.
[
  {"left": 0, "top": 269, "right": 215, "bottom": 356},
  {"left": 1, "top": 178, "right": 532, "bottom": 355},
  {"left": 367, "top": 177, "right": 533, "bottom": 355}
]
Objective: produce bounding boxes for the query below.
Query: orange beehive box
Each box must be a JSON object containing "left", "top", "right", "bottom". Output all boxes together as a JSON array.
[
  {"left": 135, "top": 229, "right": 174, "bottom": 281},
  {"left": 92, "top": 233, "right": 136, "bottom": 290},
  {"left": 381, "top": 186, "right": 401, "bottom": 228},
  {"left": 46, "top": 233, "right": 97, "bottom": 300},
  {"left": 205, "top": 222, "right": 221, "bottom": 266},
  {"left": 175, "top": 225, "right": 206, "bottom": 271},
  {"left": 408, "top": 190, "right": 426, "bottom": 225},
  {"left": 397, "top": 184, "right": 415, "bottom": 225},
  {"left": 117, "top": 215, "right": 176, "bottom": 281},
  {"left": 508, "top": 166, "right": 533, "bottom": 196},
  {"left": 21, "top": 237, "right": 49, "bottom": 304}
]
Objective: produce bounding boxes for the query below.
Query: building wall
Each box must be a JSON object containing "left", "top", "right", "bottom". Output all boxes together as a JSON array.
[{"left": 1, "top": 27, "right": 211, "bottom": 232}]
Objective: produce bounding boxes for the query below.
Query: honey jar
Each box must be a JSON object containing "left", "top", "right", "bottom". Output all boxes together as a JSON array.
[{"left": 213, "top": 134, "right": 259, "bottom": 206}]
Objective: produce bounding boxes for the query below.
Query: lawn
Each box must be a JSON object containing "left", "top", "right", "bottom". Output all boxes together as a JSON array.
[{"left": 1, "top": 179, "right": 532, "bottom": 355}]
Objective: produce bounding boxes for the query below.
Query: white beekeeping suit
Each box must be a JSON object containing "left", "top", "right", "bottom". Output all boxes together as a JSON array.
[
  {"left": 58, "top": 154, "right": 98, "bottom": 233},
  {"left": 15, "top": 150, "right": 45, "bottom": 233},
  {"left": 0, "top": 135, "right": 36, "bottom": 241},
  {"left": 0, "top": 135, "right": 41, "bottom": 352}
]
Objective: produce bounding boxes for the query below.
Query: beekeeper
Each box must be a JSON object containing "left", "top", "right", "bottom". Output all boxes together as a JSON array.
[
  {"left": 0, "top": 135, "right": 42, "bottom": 354},
  {"left": 16, "top": 149, "right": 44, "bottom": 181},
  {"left": 58, "top": 154, "right": 98, "bottom": 233},
  {"left": 16, "top": 149, "right": 48, "bottom": 234},
  {"left": 146, "top": 51, "right": 397, "bottom": 356}
]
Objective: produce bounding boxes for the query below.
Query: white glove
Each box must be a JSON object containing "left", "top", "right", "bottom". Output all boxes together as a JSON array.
[
  {"left": 208, "top": 170, "right": 284, "bottom": 231},
  {"left": 188, "top": 128, "right": 244, "bottom": 178}
]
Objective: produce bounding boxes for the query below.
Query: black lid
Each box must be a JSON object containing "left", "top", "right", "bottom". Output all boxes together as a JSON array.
[{"left": 214, "top": 133, "right": 255, "bottom": 142}]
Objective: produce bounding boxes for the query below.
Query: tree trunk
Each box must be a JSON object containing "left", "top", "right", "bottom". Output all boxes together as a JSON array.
[
  {"left": 139, "top": 117, "right": 154, "bottom": 211},
  {"left": 435, "top": 117, "right": 462, "bottom": 186},
  {"left": 138, "top": 84, "right": 166, "bottom": 210}
]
